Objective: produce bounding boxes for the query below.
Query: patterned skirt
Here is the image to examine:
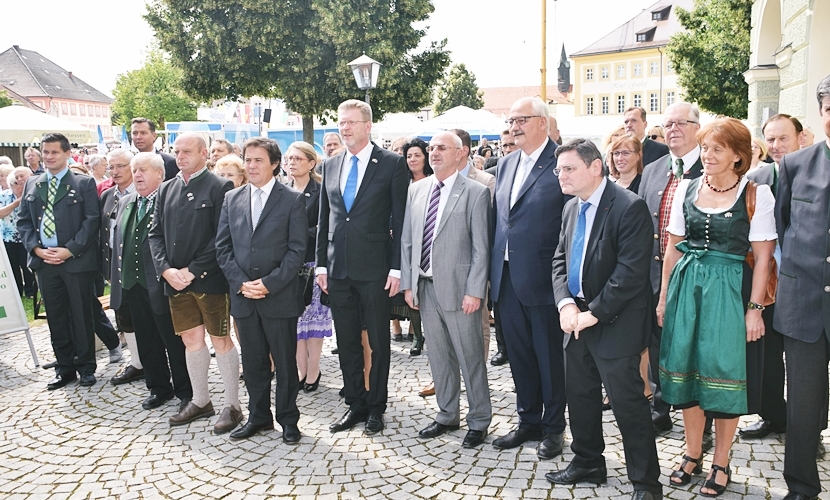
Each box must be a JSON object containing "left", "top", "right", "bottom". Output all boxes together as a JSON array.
[{"left": 297, "top": 262, "right": 333, "bottom": 340}]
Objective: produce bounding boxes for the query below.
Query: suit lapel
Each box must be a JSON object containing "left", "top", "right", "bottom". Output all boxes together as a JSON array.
[
  {"left": 584, "top": 183, "right": 615, "bottom": 267},
  {"left": 328, "top": 152, "right": 347, "bottom": 209},
  {"left": 436, "top": 177, "right": 465, "bottom": 237},
  {"left": 684, "top": 156, "right": 704, "bottom": 180},
  {"left": 53, "top": 172, "right": 73, "bottom": 204},
  {"left": 119, "top": 198, "right": 136, "bottom": 241},
  {"left": 254, "top": 183, "right": 282, "bottom": 234},
  {"left": 412, "top": 182, "right": 429, "bottom": 259},
  {"left": 515, "top": 141, "right": 554, "bottom": 205},
  {"left": 353, "top": 146, "right": 381, "bottom": 208},
  {"left": 241, "top": 184, "right": 253, "bottom": 234}
]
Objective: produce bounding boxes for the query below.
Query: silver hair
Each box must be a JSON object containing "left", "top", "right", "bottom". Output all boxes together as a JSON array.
[
  {"left": 0, "top": 156, "right": 12, "bottom": 166},
  {"left": 323, "top": 132, "right": 342, "bottom": 144},
  {"left": 527, "top": 97, "right": 551, "bottom": 133},
  {"left": 107, "top": 148, "right": 134, "bottom": 164},
  {"left": 87, "top": 154, "right": 107, "bottom": 169},
  {"left": 817, "top": 74, "right": 830, "bottom": 109},
  {"left": 338, "top": 99, "right": 373, "bottom": 123},
  {"left": 131, "top": 152, "right": 165, "bottom": 171}
]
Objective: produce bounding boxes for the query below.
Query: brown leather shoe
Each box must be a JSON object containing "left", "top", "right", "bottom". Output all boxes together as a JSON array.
[
  {"left": 419, "top": 381, "right": 435, "bottom": 397},
  {"left": 169, "top": 401, "right": 215, "bottom": 427},
  {"left": 214, "top": 406, "right": 244, "bottom": 434}
]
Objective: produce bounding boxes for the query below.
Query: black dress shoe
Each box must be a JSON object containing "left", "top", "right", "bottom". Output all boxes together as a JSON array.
[
  {"left": 365, "top": 412, "right": 384, "bottom": 435},
  {"left": 229, "top": 420, "right": 274, "bottom": 440},
  {"left": 545, "top": 462, "right": 607, "bottom": 485},
  {"left": 652, "top": 415, "right": 673, "bottom": 434},
  {"left": 418, "top": 421, "right": 460, "bottom": 439},
  {"left": 110, "top": 365, "right": 145, "bottom": 385},
  {"left": 79, "top": 374, "right": 96, "bottom": 387},
  {"left": 331, "top": 346, "right": 339, "bottom": 354},
  {"left": 783, "top": 492, "right": 819, "bottom": 500},
  {"left": 631, "top": 491, "right": 662, "bottom": 500},
  {"left": 142, "top": 393, "right": 174, "bottom": 410},
  {"left": 490, "top": 350, "right": 508, "bottom": 366},
  {"left": 492, "top": 427, "right": 544, "bottom": 450},
  {"left": 282, "top": 424, "right": 301, "bottom": 444},
  {"left": 739, "top": 419, "right": 786, "bottom": 439},
  {"left": 46, "top": 374, "right": 77, "bottom": 390},
  {"left": 462, "top": 429, "right": 487, "bottom": 448},
  {"left": 391, "top": 332, "right": 404, "bottom": 342},
  {"left": 329, "top": 410, "right": 367, "bottom": 432},
  {"left": 537, "top": 432, "right": 564, "bottom": 460},
  {"left": 303, "top": 373, "right": 321, "bottom": 392}
]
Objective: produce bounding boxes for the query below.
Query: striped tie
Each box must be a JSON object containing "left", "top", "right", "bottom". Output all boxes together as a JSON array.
[
  {"left": 252, "top": 188, "right": 264, "bottom": 230},
  {"left": 43, "top": 176, "right": 58, "bottom": 238},
  {"left": 419, "top": 181, "right": 444, "bottom": 272}
]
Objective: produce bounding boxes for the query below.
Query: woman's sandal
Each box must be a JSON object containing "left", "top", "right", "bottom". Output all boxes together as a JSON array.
[
  {"left": 699, "top": 464, "right": 731, "bottom": 497},
  {"left": 669, "top": 454, "right": 704, "bottom": 486}
]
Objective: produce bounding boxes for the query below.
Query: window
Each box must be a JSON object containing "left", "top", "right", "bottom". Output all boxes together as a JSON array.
[
  {"left": 636, "top": 27, "right": 656, "bottom": 42},
  {"left": 652, "top": 12, "right": 662, "bottom": 20},
  {"left": 103, "top": 107, "right": 108, "bottom": 118},
  {"left": 79, "top": 105, "right": 85, "bottom": 116},
  {"left": 634, "top": 63, "right": 642, "bottom": 77},
  {"left": 666, "top": 91, "right": 676, "bottom": 106},
  {"left": 666, "top": 61, "right": 674, "bottom": 74},
  {"left": 650, "top": 61, "right": 659, "bottom": 75},
  {"left": 617, "top": 95, "right": 626, "bottom": 114},
  {"left": 586, "top": 68, "right": 594, "bottom": 80},
  {"left": 60, "top": 103, "right": 68, "bottom": 115},
  {"left": 601, "top": 66, "right": 609, "bottom": 79},
  {"left": 651, "top": 6, "right": 671, "bottom": 21},
  {"left": 634, "top": 94, "right": 642, "bottom": 108},
  {"left": 70, "top": 103, "right": 76, "bottom": 115},
  {"left": 617, "top": 64, "right": 625, "bottom": 78},
  {"left": 88, "top": 105, "right": 93, "bottom": 115},
  {"left": 95, "top": 106, "right": 101, "bottom": 117},
  {"left": 586, "top": 97, "right": 594, "bottom": 115},
  {"left": 601, "top": 96, "right": 609, "bottom": 115},
  {"left": 650, "top": 93, "right": 659, "bottom": 112}
]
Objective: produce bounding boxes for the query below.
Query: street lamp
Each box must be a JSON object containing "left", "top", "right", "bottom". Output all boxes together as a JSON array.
[{"left": 347, "top": 54, "right": 382, "bottom": 106}]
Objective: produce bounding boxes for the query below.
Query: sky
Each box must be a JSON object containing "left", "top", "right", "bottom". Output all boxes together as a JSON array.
[{"left": 0, "top": 0, "right": 662, "bottom": 98}]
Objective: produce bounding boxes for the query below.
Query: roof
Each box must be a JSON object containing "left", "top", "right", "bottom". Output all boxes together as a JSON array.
[
  {"left": 0, "top": 45, "right": 112, "bottom": 104},
  {"left": 571, "top": 0, "right": 693, "bottom": 57},
  {"left": 481, "top": 85, "right": 572, "bottom": 117},
  {"left": 0, "top": 84, "right": 45, "bottom": 111}
]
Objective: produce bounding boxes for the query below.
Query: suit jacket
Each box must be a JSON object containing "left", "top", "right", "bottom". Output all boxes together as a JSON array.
[
  {"left": 316, "top": 143, "right": 409, "bottom": 281},
  {"left": 747, "top": 162, "right": 775, "bottom": 192},
  {"left": 774, "top": 142, "right": 830, "bottom": 342},
  {"left": 490, "top": 140, "right": 567, "bottom": 306},
  {"left": 642, "top": 137, "right": 670, "bottom": 168},
  {"left": 160, "top": 151, "right": 179, "bottom": 181},
  {"left": 295, "top": 178, "right": 320, "bottom": 264},
  {"left": 216, "top": 182, "right": 308, "bottom": 319},
  {"left": 552, "top": 181, "right": 654, "bottom": 359},
  {"left": 466, "top": 165, "right": 495, "bottom": 200},
  {"left": 17, "top": 170, "right": 100, "bottom": 273},
  {"left": 400, "top": 175, "right": 491, "bottom": 309},
  {"left": 99, "top": 186, "right": 121, "bottom": 279},
  {"left": 638, "top": 152, "right": 703, "bottom": 294},
  {"left": 109, "top": 192, "right": 169, "bottom": 315}
]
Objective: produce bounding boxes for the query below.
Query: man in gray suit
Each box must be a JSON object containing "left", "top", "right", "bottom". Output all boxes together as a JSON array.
[
  {"left": 774, "top": 74, "right": 830, "bottom": 500},
  {"left": 401, "top": 131, "right": 493, "bottom": 449}
]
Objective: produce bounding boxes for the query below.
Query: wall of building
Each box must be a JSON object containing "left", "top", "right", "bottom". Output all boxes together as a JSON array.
[{"left": 28, "top": 97, "right": 113, "bottom": 138}]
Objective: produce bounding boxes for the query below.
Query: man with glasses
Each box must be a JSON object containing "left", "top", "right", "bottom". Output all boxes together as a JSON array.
[
  {"left": 638, "top": 102, "right": 703, "bottom": 436},
  {"left": 624, "top": 107, "right": 669, "bottom": 167},
  {"left": 317, "top": 99, "right": 409, "bottom": 435},
  {"left": 490, "top": 97, "right": 568, "bottom": 460}
]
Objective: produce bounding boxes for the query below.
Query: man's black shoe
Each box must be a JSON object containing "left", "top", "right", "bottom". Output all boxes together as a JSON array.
[
  {"left": 653, "top": 415, "right": 673, "bottom": 434},
  {"left": 365, "top": 412, "right": 384, "bottom": 435},
  {"left": 739, "top": 419, "right": 786, "bottom": 439},
  {"left": 229, "top": 420, "right": 274, "bottom": 440},
  {"left": 79, "top": 374, "right": 96, "bottom": 387},
  {"left": 329, "top": 410, "right": 367, "bottom": 432},
  {"left": 282, "top": 424, "right": 301, "bottom": 444},
  {"left": 783, "top": 493, "right": 818, "bottom": 500},
  {"left": 46, "top": 374, "right": 77, "bottom": 390},
  {"left": 418, "top": 421, "right": 459, "bottom": 439},
  {"left": 142, "top": 393, "right": 173, "bottom": 410},
  {"left": 492, "top": 427, "right": 544, "bottom": 450},
  {"left": 462, "top": 430, "right": 487, "bottom": 448},
  {"left": 490, "top": 351, "right": 508, "bottom": 366},
  {"left": 545, "top": 463, "right": 607, "bottom": 485},
  {"left": 537, "top": 432, "right": 564, "bottom": 460}
]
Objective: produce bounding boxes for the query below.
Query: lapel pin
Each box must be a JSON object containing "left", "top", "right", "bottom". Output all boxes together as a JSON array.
[
  {"left": 725, "top": 212, "right": 733, "bottom": 218},
  {"left": 187, "top": 192, "right": 194, "bottom": 201},
  {"left": 305, "top": 192, "right": 310, "bottom": 197},
  {"left": 453, "top": 194, "right": 459, "bottom": 197},
  {"left": 371, "top": 158, "right": 378, "bottom": 163}
]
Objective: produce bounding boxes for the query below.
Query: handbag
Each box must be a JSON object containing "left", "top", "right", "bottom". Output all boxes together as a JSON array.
[
  {"left": 744, "top": 180, "right": 778, "bottom": 306},
  {"left": 298, "top": 266, "right": 314, "bottom": 307}
]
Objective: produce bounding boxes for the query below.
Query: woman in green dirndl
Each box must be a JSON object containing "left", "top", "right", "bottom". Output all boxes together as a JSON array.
[{"left": 656, "top": 118, "right": 776, "bottom": 497}]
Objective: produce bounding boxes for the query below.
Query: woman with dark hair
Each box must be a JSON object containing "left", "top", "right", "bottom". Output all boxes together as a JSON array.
[
  {"left": 402, "top": 138, "right": 434, "bottom": 180},
  {"left": 607, "top": 135, "right": 644, "bottom": 193},
  {"left": 657, "top": 118, "right": 776, "bottom": 497}
]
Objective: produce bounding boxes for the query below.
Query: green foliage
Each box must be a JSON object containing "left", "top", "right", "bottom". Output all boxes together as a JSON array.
[
  {"left": 0, "top": 89, "right": 13, "bottom": 109},
  {"left": 434, "top": 63, "right": 484, "bottom": 115},
  {"left": 144, "top": 0, "right": 450, "bottom": 137},
  {"left": 666, "top": 0, "right": 752, "bottom": 118},
  {"left": 111, "top": 50, "right": 197, "bottom": 128}
]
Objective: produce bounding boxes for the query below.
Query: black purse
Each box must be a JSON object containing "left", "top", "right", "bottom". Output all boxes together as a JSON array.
[{"left": 298, "top": 266, "right": 314, "bottom": 307}]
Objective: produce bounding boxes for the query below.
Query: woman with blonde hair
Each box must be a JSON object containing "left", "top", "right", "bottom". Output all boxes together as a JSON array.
[
  {"left": 749, "top": 137, "right": 769, "bottom": 171},
  {"left": 215, "top": 154, "right": 248, "bottom": 188}
]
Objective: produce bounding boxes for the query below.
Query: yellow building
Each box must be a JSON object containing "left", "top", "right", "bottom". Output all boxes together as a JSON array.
[{"left": 570, "top": 0, "right": 692, "bottom": 120}]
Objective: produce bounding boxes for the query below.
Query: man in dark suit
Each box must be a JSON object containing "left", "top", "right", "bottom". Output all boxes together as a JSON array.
[
  {"left": 316, "top": 99, "right": 409, "bottom": 435},
  {"left": 131, "top": 118, "right": 179, "bottom": 181},
  {"left": 774, "top": 73, "right": 830, "bottom": 500},
  {"left": 637, "top": 101, "right": 702, "bottom": 434},
  {"left": 624, "top": 106, "right": 669, "bottom": 167},
  {"left": 110, "top": 152, "right": 192, "bottom": 411},
  {"left": 548, "top": 139, "right": 661, "bottom": 500},
  {"left": 216, "top": 137, "right": 307, "bottom": 443},
  {"left": 17, "top": 133, "right": 102, "bottom": 389},
  {"left": 490, "top": 97, "right": 568, "bottom": 460}
]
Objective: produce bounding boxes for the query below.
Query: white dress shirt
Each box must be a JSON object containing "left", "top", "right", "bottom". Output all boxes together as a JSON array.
[
  {"left": 250, "top": 176, "right": 277, "bottom": 225},
  {"left": 421, "top": 171, "right": 458, "bottom": 277},
  {"left": 339, "top": 142, "right": 374, "bottom": 194},
  {"left": 505, "top": 138, "right": 550, "bottom": 261}
]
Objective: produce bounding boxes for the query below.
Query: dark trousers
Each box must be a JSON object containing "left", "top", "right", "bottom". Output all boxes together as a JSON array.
[
  {"left": 5, "top": 241, "right": 36, "bottom": 296},
  {"left": 125, "top": 285, "right": 191, "bottom": 400},
  {"left": 493, "top": 301, "right": 506, "bottom": 354},
  {"left": 566, "top": 331, "right": 662, "bottom": 494},
  {"left": 39, "top": 266, "right": 97, "bottom": 376},
  {"left": 757, "top": 304, "right": 786, "bottom": 424},
  {"left": 328, "top": 277, "right": 391, "bottom": 415},
  {"left": 783, "top": 334, "right": 830, "bottom": 497},
  {"left": 497, "top": 263, "right": 566, "bottom": 434},
  {"left": 237, "top": 312, "right": 300, "bottom": 427},
  {"left": 92, "top": 294, "right": 119, "bottom": 350},
  {"left": 648, "top": 292, "right": 672, "bottom": 421}
]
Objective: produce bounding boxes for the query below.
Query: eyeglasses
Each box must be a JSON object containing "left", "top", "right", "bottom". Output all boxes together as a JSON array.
[
  {"left": 285, "top": 156, "right": 307, "bottom": 163},
  {"left": 337, "top": 120, "right": 368, "bottom": 127},
  {"left": 650, "top": 134, "right": 663, "bottom": 140},
  {"left": 662, "top": 119, "right": 698, "bottom": 129},
  {"left": 426, "top": 145, "right": 459, "bottom": 153},
  {"left": 553, "top": 164, "right": 585, "bottom": 176},
  {"left": 502, "top": 142, "right": 516, "bottom": 148},
  {"left": 107, "top": 163, "right": 130, "bottom": 171},
  {"left": 611, "top": 150, "right": 633, "bottom": 158},
  {"left": 505, "top": 116, "right": 540, "bottom": 127}
]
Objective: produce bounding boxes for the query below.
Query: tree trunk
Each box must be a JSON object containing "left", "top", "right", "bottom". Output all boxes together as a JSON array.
[{"left": 302, "top": 115, "right": 314, "bottom": 145}]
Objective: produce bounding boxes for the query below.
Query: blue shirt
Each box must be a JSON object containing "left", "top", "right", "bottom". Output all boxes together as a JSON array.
[
  {"left": 39, "top": 167, "right": 69, "bottom": 248},
  {"left": 0, "top": 189, "right": 21, "bottom": 243}
]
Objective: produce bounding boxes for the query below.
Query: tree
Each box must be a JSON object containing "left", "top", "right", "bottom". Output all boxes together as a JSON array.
[
  {"left": 434, "top": 63, "right": 484, "bottom": 115},
  {"left": 144, "top": 0, "right": 450, "bottom": 143},
  {"left": 111, "top": 50, "right": 197, "bottom": 128},
  {"left": 0, "top": 89, "right": 12, "bottom": 109},
  {"left": 666, "top": 0, "right": 752, "bottom": 118}
]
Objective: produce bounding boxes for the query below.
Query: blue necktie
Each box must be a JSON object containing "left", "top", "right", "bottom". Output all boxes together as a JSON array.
[
  {"left": 568, "top": 201, "right": 591, "bottom": 297},
  {"left": 343, "top": 156, "right": 358, "bottom": 212}
]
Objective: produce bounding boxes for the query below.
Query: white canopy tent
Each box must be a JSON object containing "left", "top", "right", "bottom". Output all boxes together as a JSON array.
[
  {"left": 416, "top": 106, "right": 506, "bottom": 141},
  {"left": 0, "top": 105, "right": 93, "bottom": 146}
]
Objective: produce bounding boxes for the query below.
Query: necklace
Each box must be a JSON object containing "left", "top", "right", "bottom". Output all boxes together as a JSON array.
[{"left": 704, "top": 174, "right": 740, "bottom": 193}]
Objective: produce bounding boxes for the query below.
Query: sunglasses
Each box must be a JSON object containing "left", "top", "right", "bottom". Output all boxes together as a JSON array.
[{"left": 650, "top": 134, "right": 663, "bottom": 140}]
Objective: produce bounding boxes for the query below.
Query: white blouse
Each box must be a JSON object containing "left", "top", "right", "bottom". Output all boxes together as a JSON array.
[{"left": 668, "top": 177, "right": 777, "bottom": 242}]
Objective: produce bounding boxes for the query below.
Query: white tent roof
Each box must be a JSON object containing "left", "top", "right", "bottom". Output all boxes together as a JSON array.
[
  {"left": 0, "top": 105, "right": 93, "bottom": 146},
  {"left": 372, "top": 112, "right": 425, "bottom": 141},
  {"left": 416, "top": 106, "right": 506, "bottom": 140}
]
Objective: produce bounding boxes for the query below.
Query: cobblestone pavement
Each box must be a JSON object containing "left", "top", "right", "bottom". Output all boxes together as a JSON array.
[{"left": 0, "top": 320, "right": 827, "bottom": 499}]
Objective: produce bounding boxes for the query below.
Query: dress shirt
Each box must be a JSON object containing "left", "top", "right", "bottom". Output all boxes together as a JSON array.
[
  {"left": 669, "top": 145, "right": 701, "bottom": 176},
  {"left": 176, "top": 165, "right": 209, "bottom": 185},
  {"left": 505, "top": 138, "right": 550, "bottom": 261},
  {"left": 40, "top": 166, "right": 69, "bottom": 249},
  {"left": 420, "top": 171, "right": 458, "bottom": 278},
  {"left": 459, "top": 159, "right": 472, "bottom": 179},
  {"left": 339, "top": 142, "right": 374, "bottom": 194},
  {"left": 109, "top": 183, "right": 135, "bottom": 249},
  {"left": 249, "top": 176, "right": 277, "bottom": 219},
  {"left": 557, "top": 177, "right": 608, "bottom": 310}
]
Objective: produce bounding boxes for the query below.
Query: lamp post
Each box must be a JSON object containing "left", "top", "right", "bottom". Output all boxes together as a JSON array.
[{"left": 347, "top": 54, "right": 382, "bottom": 106}]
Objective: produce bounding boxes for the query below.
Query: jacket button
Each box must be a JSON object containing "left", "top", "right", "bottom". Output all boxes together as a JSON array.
[
  {"left": 825, "top": 286, "right": 830, "bottom": 293},
  {"left": 653, "top": 213, "right": 658, "bottom": 217},
  {"left": 826, "top": 257, "right": 830, "bottom": 263},
  {"left": 657, "top": 191, "right": 663, "bottom": 196},
  {"left": 654, "top": 256, "right": 660, "bottom": 261},
  {"left": 653, "top": 234, "right": 658, "bottom": 240},
  {"left": 346, "top": 217, "right": 350, "bottom": 222}
]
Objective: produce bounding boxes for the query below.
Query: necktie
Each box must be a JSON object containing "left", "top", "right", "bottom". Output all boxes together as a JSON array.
[
  {"left": 343, "top": 155, "right": 359, "bottom": 212},
  {"left": 674, "top": 158, "right": 684, "bottom": 179},
  {"left": 510, "top": 155, "right": 535, "bottom": 207},
  {"left": 568, "top": 201, "right": 591, "bottom": 298},
  {"left": 43, "top": 176, "right": 58, "bottom": 238},
  {"left": 252, "top": 188, "right": 264, "bottom": 230},
  {"left": 137, "top": 196, "right": 148, "bottom": 220},
  {"left": 420, "top": 181, "right": 445, "bottom": 272}
]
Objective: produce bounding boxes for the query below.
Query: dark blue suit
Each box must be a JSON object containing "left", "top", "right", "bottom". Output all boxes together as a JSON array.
[{"left": 490, "top": 139, "right": 568, "bottom": 434}]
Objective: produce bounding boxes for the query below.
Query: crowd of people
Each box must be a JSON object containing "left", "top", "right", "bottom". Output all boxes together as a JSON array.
[{"left": 3, "top": 72, "right": 830, "bottom": 500}]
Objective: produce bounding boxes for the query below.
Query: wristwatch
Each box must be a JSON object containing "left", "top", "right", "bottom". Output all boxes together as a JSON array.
[{"left": 747, "top": 301, "right": 766, "bottom": 311}]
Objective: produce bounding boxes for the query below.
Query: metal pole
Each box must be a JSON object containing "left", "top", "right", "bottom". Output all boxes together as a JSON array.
[
  {"left": 365, "top": 90, "right": 371, "bottom": 106},
  {"left": 541, "top": 0, "right": 547, "bottom": 101}
]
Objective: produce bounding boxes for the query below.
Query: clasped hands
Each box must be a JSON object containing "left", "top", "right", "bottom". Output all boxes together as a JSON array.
[
  {"left": 35, "top": 246, "right": 72, "bottom": 265},
  {"left": 404, "top": 290, "right": 480, "bottom": 315},
  {"left": 559, "top": 303, "right": 598, "bottom": 339},
  {"left": 162, "top": 267, "right": 195, "bottom": 291},
  {"left": 239, "top": 279, "right": 270, "bottom": 300}
]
